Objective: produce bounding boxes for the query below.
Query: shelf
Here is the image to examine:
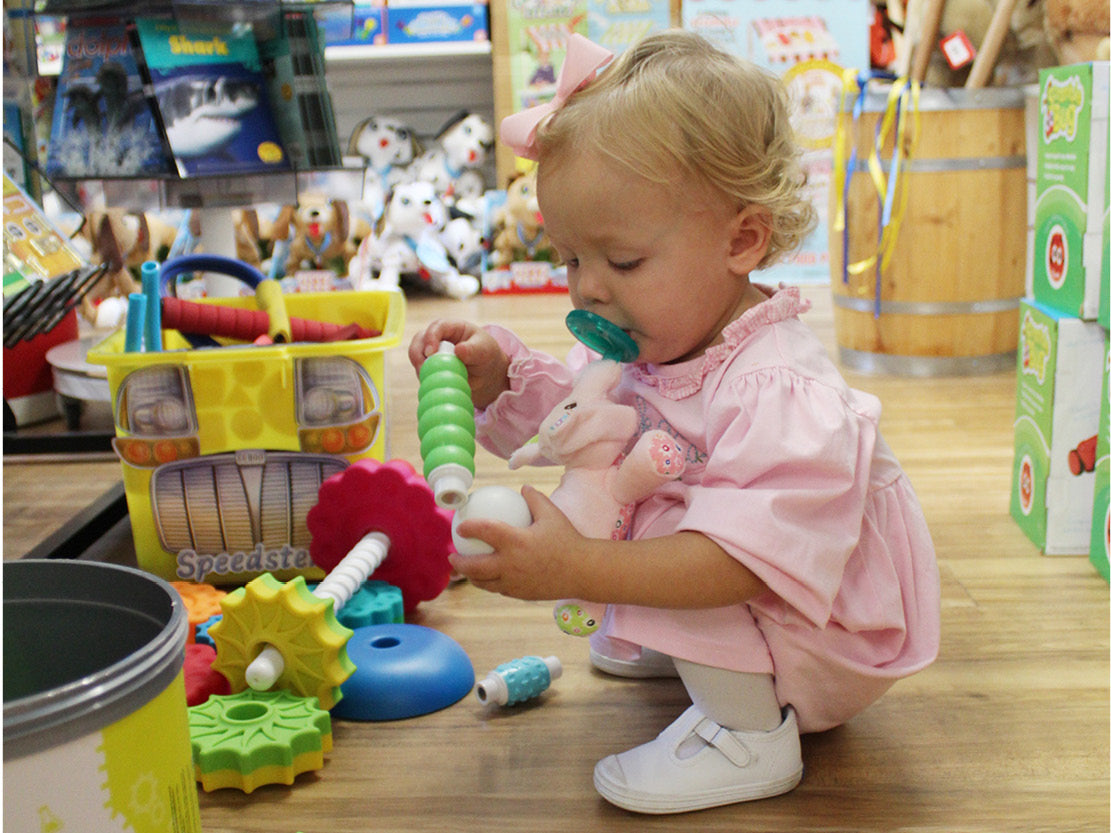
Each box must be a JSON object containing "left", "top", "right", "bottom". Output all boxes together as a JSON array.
[
  {"left": 324, "top": 40, "right": 491, "bottom": 62},
  {"left": 32, "top": 0, "right": 346, "bottom": 18},
  {"left": 52, "top": 166, "right": 366, "bottom": 212}
]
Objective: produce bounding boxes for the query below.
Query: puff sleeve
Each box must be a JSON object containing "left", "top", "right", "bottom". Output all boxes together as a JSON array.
[
  {"left": 473, "top": 324, "right": 578, "bottom": 459},
  {"left": 675, "top": 366, "right": 883, "bottom": 628}
]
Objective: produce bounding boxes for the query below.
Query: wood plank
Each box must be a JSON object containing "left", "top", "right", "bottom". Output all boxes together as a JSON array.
[{"left": 3, "top": 285, "right": 1107, "bottom": 832}]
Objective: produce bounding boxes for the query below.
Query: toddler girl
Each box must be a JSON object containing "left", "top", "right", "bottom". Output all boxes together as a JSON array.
[{"left": 410, "top": 30, "right": 940, "bottom": 815}]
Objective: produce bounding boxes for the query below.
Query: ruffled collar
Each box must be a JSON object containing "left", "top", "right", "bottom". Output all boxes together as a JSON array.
[{"left": 629, "top": 284, "right": 810, "bottom": 399}]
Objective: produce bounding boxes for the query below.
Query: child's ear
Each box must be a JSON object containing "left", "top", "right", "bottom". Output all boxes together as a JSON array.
[{"left": 727, "top": 204, "right": 772, "bottom": 274}]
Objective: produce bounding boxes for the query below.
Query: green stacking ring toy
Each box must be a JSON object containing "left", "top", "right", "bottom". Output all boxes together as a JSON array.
[{"left": 418, "top": 342, "right": 477, "bottom": 509}]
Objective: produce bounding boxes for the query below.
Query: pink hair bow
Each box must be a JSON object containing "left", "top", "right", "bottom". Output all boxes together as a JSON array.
[{"left": 500, "top": 34, "right": 614, "bottom": 160}]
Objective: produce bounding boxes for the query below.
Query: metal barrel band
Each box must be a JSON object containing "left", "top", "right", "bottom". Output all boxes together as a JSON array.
[
  {"left": 838, "top": 347, "right": 1017, "bottom": 377},
  {"left": 848, "top": 155, "right": 1026, "bottom": 173},
  {"left": 833, "top": 295, "right": 1023, "bottom": 315}
]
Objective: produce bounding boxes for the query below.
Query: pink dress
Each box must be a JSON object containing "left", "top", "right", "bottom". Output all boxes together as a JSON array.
[{"left": 476, "top": 286, "right": 940, "bottom": 733}]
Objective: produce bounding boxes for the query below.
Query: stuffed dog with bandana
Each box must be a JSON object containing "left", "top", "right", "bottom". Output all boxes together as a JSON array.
[{"left": 350, "top": 180, "right": 480, "bottom": 298}]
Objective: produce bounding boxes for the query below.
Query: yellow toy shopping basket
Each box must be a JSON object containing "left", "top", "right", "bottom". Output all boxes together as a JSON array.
[{"left": 88, "top": 284, "right": 405, "bottom": 585}]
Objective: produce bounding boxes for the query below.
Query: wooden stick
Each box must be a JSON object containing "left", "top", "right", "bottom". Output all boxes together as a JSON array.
[
  {"left": 910, "top": 0, "right": 947, "bottom": 84},
  {"left": 893, "top": 0, "right": 915, "bottom": 78},
  {"left": 965, "top": 0, "right": 1019, "bottom": 88}
]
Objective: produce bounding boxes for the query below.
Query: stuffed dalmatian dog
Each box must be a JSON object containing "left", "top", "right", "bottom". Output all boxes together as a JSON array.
[
  {"left": 412, "top": 111, "right": 493, "bottom": 219},
  {"left": 346, "top": 115, "right": 422, "bottom": 235},
  {"left": 440, "top": 216, "right": 485, "bottom": 277},
  {"left": 350, "top": 180, "right": 480, "bottom": 299}
]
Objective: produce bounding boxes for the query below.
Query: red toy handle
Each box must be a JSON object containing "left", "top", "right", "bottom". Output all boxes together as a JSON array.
[
  {"left": 162, "top": 296, "right": 267, "bottom": 341},
  {"left": 161, "top": 296, "right": 380, "bottom": 343}
]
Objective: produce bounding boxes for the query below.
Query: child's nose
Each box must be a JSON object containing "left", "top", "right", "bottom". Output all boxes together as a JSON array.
[{"left": 574, "top": 265, "right": 609, "bottom": 304}]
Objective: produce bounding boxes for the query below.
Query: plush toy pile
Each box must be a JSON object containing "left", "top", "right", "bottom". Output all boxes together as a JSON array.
[
  {"left": 340, "top": 109, "right": 492, "bottom": 297},
  {"left": 1044, "top": 0, "right": 1110, "bottom": 64},
  {"left": 348, "top": 180, "right": 480, "bottom": 299}
]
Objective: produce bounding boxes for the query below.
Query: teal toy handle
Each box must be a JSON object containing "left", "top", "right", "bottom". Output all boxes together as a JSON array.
[
  {"left": 475, "top": 655, "right": 562, "bottom": 706},
  {"left": 418, "top": 342, "right": 476, "bottom": 508}
]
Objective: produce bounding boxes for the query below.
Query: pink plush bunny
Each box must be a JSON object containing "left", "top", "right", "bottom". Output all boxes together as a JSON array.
[{"left": 508, "top": 360, "right": 685, "bottom": 635}]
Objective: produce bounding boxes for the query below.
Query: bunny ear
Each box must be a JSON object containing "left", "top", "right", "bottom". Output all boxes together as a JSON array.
[
  {"left": 573, "top": 359, "right": 623, "bottom": 398},
  {"left": 508, "top": 437, "right": 546, "bottom": 469}
]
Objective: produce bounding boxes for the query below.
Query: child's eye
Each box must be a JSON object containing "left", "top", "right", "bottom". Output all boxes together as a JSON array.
[{"left": 610, "top": 259, "right": 642, "bottom": 272}]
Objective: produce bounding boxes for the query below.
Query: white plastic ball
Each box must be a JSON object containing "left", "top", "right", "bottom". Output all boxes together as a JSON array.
[{"left": 452, "top": 485, "right": 533, "bottom": 555}]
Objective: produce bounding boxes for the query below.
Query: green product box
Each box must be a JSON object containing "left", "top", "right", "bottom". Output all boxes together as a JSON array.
[
  {"left": 1100, "top": 125, "right": 1110, "bottom": 329},
  {"left": 1090, "top": 345, "right": 1109, "bottom": 580},
  {"left": 1032, "top": 62, "right": 1109, "bottom": 320},
  {"left": 1011, "top": 300, "right": 1107, "bottom": 554}
]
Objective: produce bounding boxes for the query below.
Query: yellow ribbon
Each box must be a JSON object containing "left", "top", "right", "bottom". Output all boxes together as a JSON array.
[
  {"left": 832, "top": 73, "right": 921, "bottom": 303},
  {"left": 831, "top": 67, "right": 861, "bottom": 239}
]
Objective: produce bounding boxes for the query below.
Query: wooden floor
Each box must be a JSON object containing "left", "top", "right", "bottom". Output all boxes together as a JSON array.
[{"left": 4, "top": 286, "right": 1109, "bottom": 832}]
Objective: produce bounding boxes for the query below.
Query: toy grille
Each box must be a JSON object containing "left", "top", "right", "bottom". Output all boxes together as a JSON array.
[{"left": 151, "top": 450, "right": 345, "bottom": 555}]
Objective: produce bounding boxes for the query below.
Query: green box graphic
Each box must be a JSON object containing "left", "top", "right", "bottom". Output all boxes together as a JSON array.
[
  {"left": 1090, "top": 345, "right": 1109, "bottom": 580},
  {"left": 1010, "top": 300, "right": 1107, "bottom": 554},
  {"left": 1099, "top": 119, "right": 1110, "bottom": 330},
  {"left": 1032, "top": 62, "right": 1109, "bottom": 320}
]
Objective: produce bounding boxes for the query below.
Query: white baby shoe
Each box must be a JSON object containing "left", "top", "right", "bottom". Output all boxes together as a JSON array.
[
  {"left": 589, "top": 646, "right": 678, "bottom": 678},
  {"left": 593, "top": 705, "right": 803, "bottom": 814},
  {"left": 588, "top": 634, "right": 678, "bottom": 678}
]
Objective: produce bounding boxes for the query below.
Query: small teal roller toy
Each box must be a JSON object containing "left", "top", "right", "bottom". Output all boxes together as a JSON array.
[
  {"left": 418, "top": 341, "right": 477, "bottom": 508},
  {"left": 476, "top": 655, "right": 562, "bottom": 706}
]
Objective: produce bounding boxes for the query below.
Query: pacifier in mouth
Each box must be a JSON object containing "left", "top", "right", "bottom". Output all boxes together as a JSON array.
[{"left": 565, "top": 309, "right": 639, "bottom": 362}]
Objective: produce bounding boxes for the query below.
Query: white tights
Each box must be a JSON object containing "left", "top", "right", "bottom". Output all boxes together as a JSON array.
[{"left": 673, "top": 658, "right": 782, "bottom": 733}]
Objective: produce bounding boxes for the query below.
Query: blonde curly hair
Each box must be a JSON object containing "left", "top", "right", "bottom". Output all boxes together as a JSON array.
[{"left": 535, "top": 29, "right": 817, "bottom": 268}]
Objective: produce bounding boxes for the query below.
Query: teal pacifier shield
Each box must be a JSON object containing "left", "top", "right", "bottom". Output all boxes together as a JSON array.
[{"left": 565, "top": 310, "right": 638, "bottom": 362}]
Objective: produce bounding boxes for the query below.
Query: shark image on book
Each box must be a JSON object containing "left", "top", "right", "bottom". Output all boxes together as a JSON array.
[
  {"left": 45, "top": 17, "right": 175, "bottom": 178},
  {"left": 135, "top": 17, "right": 290, "bottom": 177}
]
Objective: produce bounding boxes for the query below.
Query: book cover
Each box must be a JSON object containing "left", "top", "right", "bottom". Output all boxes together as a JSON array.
[
  {"left": 44, "top": 16, "right": 175, "bottom": 178},
  {"left": 503, "top": 1, "right": 589, "bottom": 114},
  {"left": 135, "top": 17, "right": 291, "bottom": 177},
  {"left": 258, "top": 24, "right": 311, "bottom": 170},
  {"left": 294, "top": 10, "right": 343, "bottom": 168},
  {"left": 586, "top": 0, "right": 670, "bottom": 54},
  {"left": 258, "top": 10, "right": 342, "bottom": 170}
]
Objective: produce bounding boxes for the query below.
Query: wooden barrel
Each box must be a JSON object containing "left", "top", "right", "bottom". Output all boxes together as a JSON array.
[{"left": 830, "top": 86, "right": 1027, "bottom": 375}]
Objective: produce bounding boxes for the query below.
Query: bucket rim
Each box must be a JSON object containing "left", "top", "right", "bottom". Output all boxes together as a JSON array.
[
  {"left": 86, "top": 287, "right": 405, "bottom": 368},
  {"left": 3, "top": 560, "right": 188, "bottom": 759}
]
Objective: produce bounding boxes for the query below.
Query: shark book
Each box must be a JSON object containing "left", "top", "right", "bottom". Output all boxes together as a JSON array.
[
  {"left": 134, "top": 17, "right": 290, "bottom": 178},
  {"left": 45, "top": 17, "right": 175, "bottom": 179}
]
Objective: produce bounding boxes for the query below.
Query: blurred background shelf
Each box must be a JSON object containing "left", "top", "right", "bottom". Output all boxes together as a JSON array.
[{"left": 325, "top": 40, "right": 490, "bottom": 61}]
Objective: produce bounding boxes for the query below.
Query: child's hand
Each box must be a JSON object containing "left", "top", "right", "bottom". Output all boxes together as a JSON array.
[
  {"left": 450, "top": 486, "right": 589, "bottom": 601},
  {"left": 409, "top": 319, "right": 511, "bottom": 410}
]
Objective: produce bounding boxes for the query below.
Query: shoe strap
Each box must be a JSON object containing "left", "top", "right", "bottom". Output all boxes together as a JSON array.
[{"left": 693, "top": 718, "right": 752, "bottom": 767}]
